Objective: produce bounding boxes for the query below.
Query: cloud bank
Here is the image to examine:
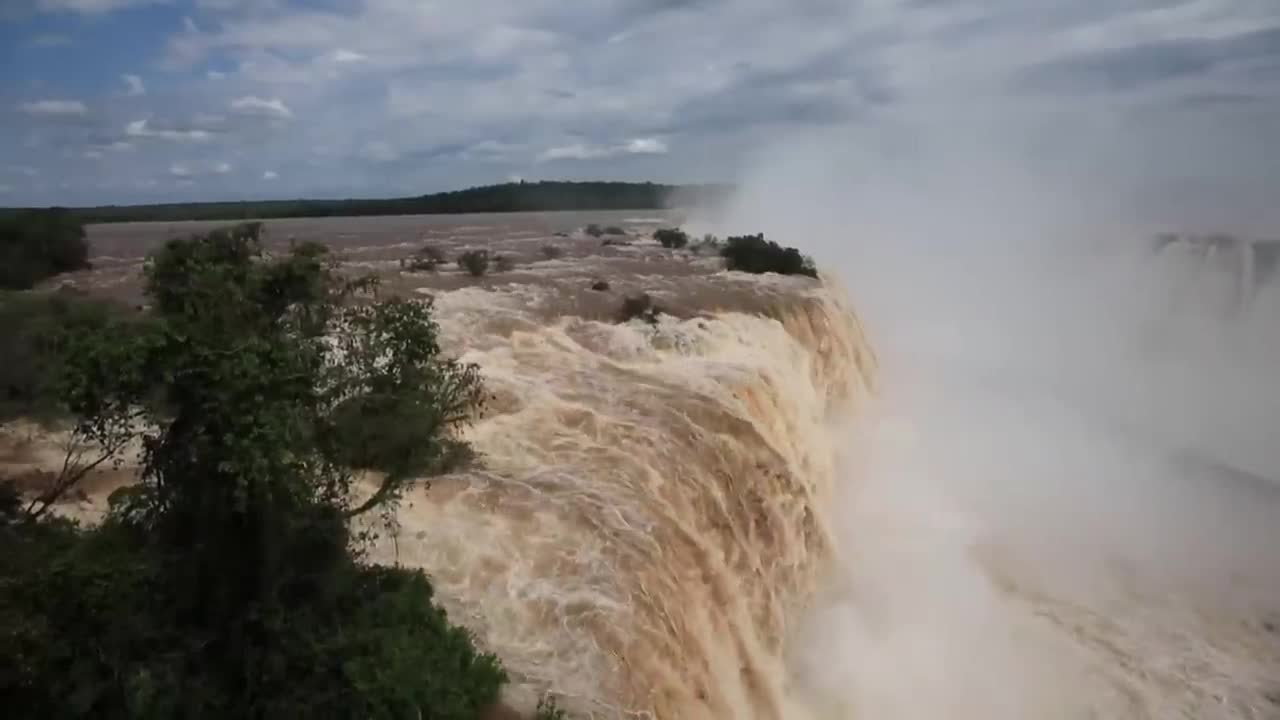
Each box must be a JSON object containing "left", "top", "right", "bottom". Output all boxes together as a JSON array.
[{"left": 0, "top": 0, "right": 1276, "bottom": 207}]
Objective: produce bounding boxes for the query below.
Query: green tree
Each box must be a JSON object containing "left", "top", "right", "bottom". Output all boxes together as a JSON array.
[
  {"left": 720, "top": 233, "right": 818, "bottom": 278},
  {"left": 0, "top": 208, "right": 91, "bottom": 290},
  {"left": 0, "top": 288, "right": 132, "bottom": 424},
  {"left": 1, "top": 223, "right": 502, "bottom": 719},
  {"left": 457, "top": 249, "right": 491, "bottom": 277},
  {"left": 653, "top": 228, "right": 689, "bottom": 249}
]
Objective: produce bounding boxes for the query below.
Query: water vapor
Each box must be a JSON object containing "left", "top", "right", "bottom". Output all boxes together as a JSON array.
[{"left": 702, "top": 80, "right": 1280, "bottom": 718}]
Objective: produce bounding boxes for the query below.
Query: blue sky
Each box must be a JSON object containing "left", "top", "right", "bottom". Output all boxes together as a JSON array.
[{"left": 1, "top": 0, "right": 1278, "bottom": 207}]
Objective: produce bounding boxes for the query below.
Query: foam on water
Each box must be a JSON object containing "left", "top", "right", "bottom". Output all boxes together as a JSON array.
[{"left": 366, "top": 281, "right": 875, "bottom": 718}]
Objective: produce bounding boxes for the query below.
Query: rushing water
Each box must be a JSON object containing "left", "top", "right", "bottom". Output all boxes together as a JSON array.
[
  {"left": 15, "top": 215, "right": 1275, "bottom": 718},
  {"left": 369, "top": 234, "right": 1277, "bottom": 719},
  {"left": 367, "top": 279, "right": 876, "bottom": 718}
]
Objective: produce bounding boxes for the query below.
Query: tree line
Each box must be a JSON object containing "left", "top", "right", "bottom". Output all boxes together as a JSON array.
[{"left": 1, "top": 181, "right": 734, "bottom": 225}]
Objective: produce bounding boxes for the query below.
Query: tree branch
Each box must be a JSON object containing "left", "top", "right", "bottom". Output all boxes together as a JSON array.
[
  {"left": 23, "top": 430, "right": 130, "bottom": 522},
  {"left": 342, "top": 472, "right": 406, "bottom": 519}
]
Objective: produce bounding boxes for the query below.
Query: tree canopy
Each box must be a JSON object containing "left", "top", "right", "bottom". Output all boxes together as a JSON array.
[
  {"left": 0, "top": 223, "right": 506, "bottom": 718},
  {"left": 0, "top": 208, "right": 91, "bottom": 289},
  {"left": 720, "top": 233, "right": 818, "bottom": 278}
]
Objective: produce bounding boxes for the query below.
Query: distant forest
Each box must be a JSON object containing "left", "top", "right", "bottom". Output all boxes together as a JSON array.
[{"left": 1, "top": 181, "right": 734, "bottom": 225}]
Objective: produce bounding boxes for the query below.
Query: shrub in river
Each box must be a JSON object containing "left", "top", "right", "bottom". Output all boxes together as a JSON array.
[
  {"left": 458, "top": 249, "right": 492, "bottom": 277},
  {"left": 590, "top": 280, "right": 610, "bottom": 292},
  {"left": 653, "top": 228, "right": 689, "bottom": 249},
  {"left": 721, "top": 233, "right": 818, "bottom": 278},
  {"left": 584, "top": 223, "right": 604, "bottom": 238},
  {"left": 603, "top": 226, "right": 627, "bottom": 236},
  {"left": 618, "top": 292, "right": 662, "bottom": 325},
  {"left": 535, "top": 697, "right": 568, "bottom": 719},
  {"left": 0, "top": 222, "right": 502, "bottom": 718},
  {"left": 403, "top": 243, "right": 448, "bottom": 271},
  {"left": 494, "top": 254, "right": 516, "bottom": 272},
  {"left": 541, "top": 244, "right": 565, "bottom": 260},
  {"left": 0, "top": 208, "right": 92, "bottom": 290}
]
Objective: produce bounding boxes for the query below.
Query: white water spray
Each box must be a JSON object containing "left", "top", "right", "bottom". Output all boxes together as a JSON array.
[{"left": 707, "top": 104, "right": 1280, "bottom": 718}]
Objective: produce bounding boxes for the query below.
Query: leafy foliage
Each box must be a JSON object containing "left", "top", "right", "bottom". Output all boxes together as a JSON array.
[
  {"left": 0, "top": 288, "right": 134, "bottom": 423},
  {"left": 0, "top": 208, "right": 91, "bottom": 290},
  {"left": 0, "top": 223, "right": 501, "bottom": 718},
  {"left": 458, "top": 249, "right": 491, "bottom": 277},
  {"left": 0, "top": 517, "right": 505, "bottom": 720},
  {"left": 584, "top": 224, "right": 604, "bottom": 238},
  {"left": 720, "top": 233, "right": 818, "bottom": 278},
  {"left": 653, "top": 228, "right": 689, "bottom": 249}
]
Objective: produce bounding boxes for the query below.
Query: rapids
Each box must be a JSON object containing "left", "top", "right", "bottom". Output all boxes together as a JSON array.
[{"left": 368, "top": 280, "right": 876, "bottom": 719}]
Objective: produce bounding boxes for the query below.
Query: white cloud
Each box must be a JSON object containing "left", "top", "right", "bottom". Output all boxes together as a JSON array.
[
  {"left": 537, "top": 143, "right": 609, "bottom": 162},
  {"left": 29, "top": 34, "right": 72, "bottom": 47},
  {"left": 11, "top": 0, "right": 1280, "bottom": 211},
  {"left": 36, "top": 0, "right": 164, "bottom": 13},
  {"left": 331, "top": 49, "right": 367, "bottom": 63},
  {"left": 126, "top": 119, "right": 212, "bottom": 142},
  {"left": 169, "top": 163, "right": 192, "bottom": 178},
  {"left": 196, "top": 0, "right": 265, "bottom": 9},
  {"left": 262, "top": 170, "right": 278, "bottom": 180},
  {"left": 213, "top": 162, "right": 232, "bottom": 174},
  {"left": 537, "top": 137, "right": 670, "bottom": 162},
  {"left": 362, "top": 141, "right": 399, "bottom": 163},
  {"left": 193, "top": 112, "right": 225, "bottom": 126},
  {"left": 83, "top": 140, "right": 135, "bottom": 156},
  {"left": 230, "top": 96, "right": 292, "bottom": 119},
  {"left": 625, "top": 137, "right": 668, "bottom": 155},
  {"left": 122, "top": 74, "right": 145, "bottom": 96},
  {"left": 18, "top": 100, "right": 87, "bottom": 116}
]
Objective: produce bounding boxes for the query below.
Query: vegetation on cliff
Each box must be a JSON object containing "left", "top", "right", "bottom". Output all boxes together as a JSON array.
[
  {"left": 721, "top": 233, "right": 818, "bottom": 278},
  {"left": 0, "top": 223, "right": 509, "bottom": 718}
]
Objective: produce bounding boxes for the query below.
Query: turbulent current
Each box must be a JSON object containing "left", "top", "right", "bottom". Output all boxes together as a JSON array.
[
  {"left": 368, "top": 279, "right": 878, "bottom": 719},
  {"left": 362, "top": 233, "right": 1278, "bottom": 719}
]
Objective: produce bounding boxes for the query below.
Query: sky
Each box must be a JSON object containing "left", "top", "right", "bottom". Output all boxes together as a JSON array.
[{"left": 1, "top": 0, "right": 1278, "bottom": 207}]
